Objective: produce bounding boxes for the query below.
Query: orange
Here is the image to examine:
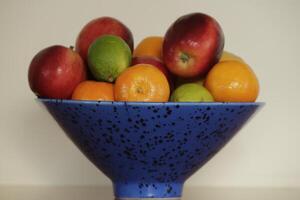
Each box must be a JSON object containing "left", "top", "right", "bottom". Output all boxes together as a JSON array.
[
  {"left": 72, "top": 81, "right": 114, "bottom": 101},
  {"left": 220, "top": 51, "right": 244, "bottom": 63},
  {"left": 133, "top": 36, "right": 164, "bottom": 60},
  {"left": 204, "top": 61, "right": 259, "bottom": 102},
  {"left": 114, "top": 64, "right": 170, "bottom": 102}
]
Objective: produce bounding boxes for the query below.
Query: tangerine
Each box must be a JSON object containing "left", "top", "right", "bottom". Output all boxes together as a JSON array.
[
  {"left": 114, "top": 64, "right": 170, "bottom": 102},
  {"left": 133, "top": 36, "right": 163, "bottom": 60},
  {"left": 204, "top": 61, "right": 259, "bottom": 102},
  {"left": 72, "top": 81, "right": 114, "bottom": 101}
]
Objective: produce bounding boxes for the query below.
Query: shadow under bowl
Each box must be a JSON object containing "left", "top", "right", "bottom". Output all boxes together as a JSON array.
[{"left": 38, "top": 98, "right": 263, "bottom": 199}]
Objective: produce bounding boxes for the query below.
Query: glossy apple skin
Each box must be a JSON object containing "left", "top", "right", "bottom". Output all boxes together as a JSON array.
[
  {"left": 28, "top": 45, "right": 87, "bottom": 99},
  {"left": 163, "top": 13, "right": 224, "bottom": 78},
  {"left": 75, "top": 17, "right": 134, "bottom": 62},
  {"left": 131, "top": 56, "right": 174, "bottom": 91}
]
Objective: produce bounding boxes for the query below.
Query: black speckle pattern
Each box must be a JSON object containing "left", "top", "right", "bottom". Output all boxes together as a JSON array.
[{"left": 41, "top": 99, "right": 262, "bottom": 198}]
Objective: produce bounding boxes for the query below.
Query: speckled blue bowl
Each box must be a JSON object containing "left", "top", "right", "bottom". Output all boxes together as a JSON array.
[{"left": 38, "top": 98, "right": 263, "bottom": 200}]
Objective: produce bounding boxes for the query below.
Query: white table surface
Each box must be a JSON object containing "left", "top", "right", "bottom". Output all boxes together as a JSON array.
[{"left": 1, "top": 186, "right": 299, "bottom": 200}]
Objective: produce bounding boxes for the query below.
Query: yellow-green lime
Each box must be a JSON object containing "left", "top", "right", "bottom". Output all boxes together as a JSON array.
[
  {"left": 88, "top": 35, "right": 132, "bottom": 82},
  {"left": 171, "top": 83, "right": 214, "bottom": 102}
]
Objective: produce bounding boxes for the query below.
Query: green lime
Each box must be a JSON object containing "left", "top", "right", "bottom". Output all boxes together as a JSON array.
[
  {"left": 170, "top": 83, "right": 214, "bottom": 102},
  {"left": 87, "top": 35, "right": 132, "bottom": 82}
]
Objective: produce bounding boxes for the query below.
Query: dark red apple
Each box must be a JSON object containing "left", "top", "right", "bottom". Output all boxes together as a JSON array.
[
  {"left": 28, "top": 45, "right": 87, "bottom": 99},
  {"left": 75, "top": 16, "right": 134, "bottom": 62},
  {"left": 163, "top": 13, "right": 224, "bottom": 78},
  {"left": 132, "top": 56, "right": 174, "bottom": 90}
]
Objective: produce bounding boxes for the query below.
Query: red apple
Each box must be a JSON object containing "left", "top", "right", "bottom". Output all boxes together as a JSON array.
[
  {"left": 75, "top": 16, "right": 134, "bottom": 62},
  {"left": 163, "top": 13, "right": 224, "bottom": 78},
  {"left": 28, "top": 45, "right": 87, "bottom": 99},
  {"left": 131, "top": 56, "right": 174, "bottom": 90}
]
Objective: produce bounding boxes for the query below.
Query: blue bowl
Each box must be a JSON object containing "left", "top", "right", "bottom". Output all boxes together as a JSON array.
[{"left": 38, "top": 98, "right": 263, "bottom": 199}]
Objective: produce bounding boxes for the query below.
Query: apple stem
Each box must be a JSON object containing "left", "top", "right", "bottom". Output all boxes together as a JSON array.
[
  {"left": 69, "top": 46, "right": 74, "bottom": 51},
  {"left": 180, "top": 53, "right": 190, "bottom": 63}
]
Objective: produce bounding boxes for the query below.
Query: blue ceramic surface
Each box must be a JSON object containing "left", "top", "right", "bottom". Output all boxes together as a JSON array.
[{"left": 38, "top": 99, "right": 263, "bottom": 199}]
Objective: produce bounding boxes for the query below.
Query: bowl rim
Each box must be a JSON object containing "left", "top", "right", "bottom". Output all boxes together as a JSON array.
[{"left": 37, "top": 98, "right": 265, "bottom": 106}]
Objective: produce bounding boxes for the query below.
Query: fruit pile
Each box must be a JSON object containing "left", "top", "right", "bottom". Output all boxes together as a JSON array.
[{"left": 28, "top": 13, "right": 259, "bottom": 102}]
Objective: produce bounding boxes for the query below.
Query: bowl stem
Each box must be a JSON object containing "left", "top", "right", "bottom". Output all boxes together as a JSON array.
[{"left": 113, "top": 182, "right": 183, "bottom": 199}]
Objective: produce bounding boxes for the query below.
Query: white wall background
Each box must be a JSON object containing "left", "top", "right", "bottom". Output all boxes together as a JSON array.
[{"left": 0, "top": 0, "right": 299, "bottom": 188}]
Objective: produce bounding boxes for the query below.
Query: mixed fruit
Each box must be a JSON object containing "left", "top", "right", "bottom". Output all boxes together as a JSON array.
[{"left": 28, "top": 12, "right": 259, "bottom": 103}]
